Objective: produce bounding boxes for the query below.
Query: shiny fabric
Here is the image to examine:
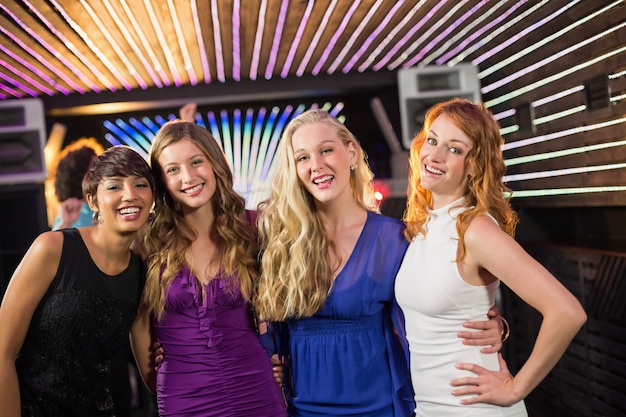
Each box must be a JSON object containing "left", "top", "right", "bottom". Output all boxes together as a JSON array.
[
  {"left": 285, "top": 212, "right": 414, "bottom": 417},
  {"left": 395, "top": 199, "right": 527, "bottom": 416},
  {"left": 17, "top": 228, "right": 144, "bottom": 417},
  {"left": 153, "top": 266, "right": 286, "bottom": 417}
]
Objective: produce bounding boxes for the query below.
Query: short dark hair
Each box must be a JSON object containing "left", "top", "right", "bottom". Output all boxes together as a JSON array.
[
  {"left": 54, "top": 146, "right": 97, "bottom": 202},
  {"left": 82, "top": 146, "right": 155, "bottom": 207}
]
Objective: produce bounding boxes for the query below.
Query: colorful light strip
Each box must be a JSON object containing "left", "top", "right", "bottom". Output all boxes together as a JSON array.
[
  {"left": 505, "top": 138, "right": 626, "bottom": 167},
  {"left": 190, "top": 0, "right": 211, "bottom": 83},
  {"left": 0, "top": 58, "right": 54, "bottom": 96},
  {"left": 232, "top": 0, "right": 242, "bottom": 81},
  {"left": 296, "top": 2, "right": 338, "bottom": 77},
  {"left": 504, "top": 163, "right": 626, "bottom": 183},
  {"left": 248, "top": 0, "right": 268, "bottom": 81},
  {"left": 281, "top": 0, "right": 314, "bottom": 78},
  {"left": 511, "top": 185, "right": 626, "bottom": 198},
  {"left": 143, "top": 0, "right": 183, "bottom": 86},
  {"left": 167, "top": 0, "right": 197, "bottom": 85}
]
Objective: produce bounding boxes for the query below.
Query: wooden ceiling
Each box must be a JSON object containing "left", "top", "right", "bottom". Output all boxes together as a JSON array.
[{"left": 0, "top": 0, "right": 595, "bottom": 115}]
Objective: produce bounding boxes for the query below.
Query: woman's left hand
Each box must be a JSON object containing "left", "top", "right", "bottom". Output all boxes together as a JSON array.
[
  {"left": 458, "top": 306, "right": 503, "bottom": 353},
  {"left": 270, "top": 354, "right": 284, "bottom": 386}
]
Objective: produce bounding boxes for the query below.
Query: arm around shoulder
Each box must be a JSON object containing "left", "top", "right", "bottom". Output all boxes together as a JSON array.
[{"left": 130, "top": 304, "right": 157, "bottom": 393}]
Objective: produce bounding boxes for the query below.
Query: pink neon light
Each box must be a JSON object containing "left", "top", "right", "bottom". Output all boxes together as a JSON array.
[
  {"left": 400, "top": 1, "right": 489, "bottom": 69},
  {"left": 249, "top": 0, "right": 269, "bottom": 80},
  {"left": 166, "top": 0, "right": 197, "bottom": 86},
  {"left": 0, "top": 44, "right": 69, "bottom": 95},
  {"left": 296, "top": 1, "right": 338, "bottom": 77},
  {"left": 281, "top": 0, "right": 314, "bottom": 78},
  {"left": 232, "top": 0, "right": 242, "bottom": 81},
  {"left": 143, "top": 0, "right": 184, "bottom": 87},
  {"left": 0, "top": 59, "right": 54, "bottom": 96},
  {"left": 191, "top": 0, "right": 211, "bottom": 83},
  {"left": 0, "top": 71, "right": 39, "bottom": 97},
  {"left": 211, "top": 0, "right": 226, "bottom": 82},
  {"left": 312, "top": 0, "right": 361, "bottom": 75},
  {"left": 372, "top": 0, "right": 446, "bottom": 72},
  {"left": 264, "top": 0, "right": 289, "bottom": 80}
]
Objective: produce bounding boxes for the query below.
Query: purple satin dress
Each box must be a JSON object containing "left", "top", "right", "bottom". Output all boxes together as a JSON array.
[{"left": 153, "top": 266, "right": 286, "bottom": 417}]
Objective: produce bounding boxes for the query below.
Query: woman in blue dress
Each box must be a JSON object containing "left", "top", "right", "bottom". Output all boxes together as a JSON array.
[{"left": 254, "top": 109, "right": 503, "bottom": 417}]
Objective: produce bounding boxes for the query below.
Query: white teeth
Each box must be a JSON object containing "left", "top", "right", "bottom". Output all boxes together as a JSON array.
[
  {"left": 425, "top": 165, "right": 444, "bottom": 175},
  {"left": 313, "top": 175, "right": 333, "bottom": 184},
  {"left": 184, "top": 184, "right": 203, "bottom": 193},
  {"left": 119, "top": 207, "right": 140, "bottom": 215}
]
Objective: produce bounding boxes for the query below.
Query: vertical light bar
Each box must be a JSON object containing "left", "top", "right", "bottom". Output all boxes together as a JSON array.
[
  {"left": 264, "top": 0, "right": 289, "bottom": 80},
  {"left": 296, "top": 1, "right": 338, "bottom": 77},
  {"left": 354, "top": 0, "right": 424, "bottom": 73},
  {"left": 233, "top": 109, "right": 243, "bottom": 181},
  {"left": 249, "top": 0, "right": 268, "bottom": 80},
  {"left": 312, "top": 0, "right": 361, "bottom": 76},
  {"left": 232, "top": 0, "right": 242, "bottom": 81},
  {"left": 210, "top": 0, "right": 227, "bottom": 82},
  {"left": 143, "top": 0, "right": 184, "bottom": 86},
  {"left": 281, "top": 0, "right": 314, "bottom": 78},
  {"left": 190, "top": 0, "right": 211, "bottom": 83},
  {"left": 167, "top": 0, "right": 197, "bottom": 85}
]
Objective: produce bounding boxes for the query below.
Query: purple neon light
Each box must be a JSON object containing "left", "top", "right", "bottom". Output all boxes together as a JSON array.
[
  {"left": 166, "top": 0, "right": 197, "bottom": 86},
  {"left": 232, "top": 0, "right": 242, "bottom": 81},
  {"left": 48, "top": 0, "right": 135, "bottom": 90},
  {"left": 353, "top": 0, "right": 421, "bottom": 73},
  {"left": 0, "top": 45, "right": 68, "bottom": 95},
  {"left": 249, "top": 0, "right": 268, "bottom": 80},
  {"left": 264, "top": 0, "right": 289, "bottom": 80},
  {"left": 0, "top": 72, "right": 36, "bottom": 97},
  {"left": 211, "top": 0, "right": 226, "bottom": 82},
  {"left": 143, "top": 0, "right": 184, "bottom": 87},
  {"left": 400, "top": 1, "right": 489, "bottom": 69},
  {"left": 372, "top": 0, "right": 447, "bottom": 72},
  {"left": 296, "top": 1, "right": 338, "bottom": 77},
  {"left": 0, "top": 60, "right": 54, "bottom": 96},
  {"left": 327, "top": 0, "right": 384, "bottom": 74},
  {"left": 436, "top": 1, "right": 525, "bottom": 65},
  {"left": 190, "top": 0, "right": 211, "bottom": 83},
  {"left": 118, "top": 0, "right": 171, "bottom": 86},
  {"left": 312, "top": 0, "right": 361, "bottom": 76},
  {"left": 281, "top": 0, "right": 314, "bottom": 78}
]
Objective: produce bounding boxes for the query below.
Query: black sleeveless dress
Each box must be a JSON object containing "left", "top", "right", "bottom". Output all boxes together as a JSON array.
[{"left": 17, "top": 228, "right": 145, "bottom": 417}]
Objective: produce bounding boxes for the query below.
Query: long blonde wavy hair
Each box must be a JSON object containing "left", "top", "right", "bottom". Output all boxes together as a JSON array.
[
  {"left": 143, "top": 121, "right": 258, "bottom": 321},
  {"left": 254, "top": 109, "right": 377, "bottom": 321},
  {"left": 403, "top": 98, "right": 518, "bottom": 260}
]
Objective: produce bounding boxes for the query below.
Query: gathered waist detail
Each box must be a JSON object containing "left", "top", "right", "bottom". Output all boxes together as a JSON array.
[{"left": 288, "top": 312, "right": 383, "bottom": 335}]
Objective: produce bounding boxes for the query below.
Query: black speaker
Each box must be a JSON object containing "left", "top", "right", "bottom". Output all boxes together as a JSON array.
[
  {"left": 0, "top": 98, "right": 47, "bottom": 185},
  {"left": 0, "top": 182, "right": 48, "bottom": 298}
]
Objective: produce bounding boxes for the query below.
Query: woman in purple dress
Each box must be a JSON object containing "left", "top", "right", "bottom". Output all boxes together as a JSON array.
[{"left": 130, "top": 121, "right": 286, "bottom": 417}]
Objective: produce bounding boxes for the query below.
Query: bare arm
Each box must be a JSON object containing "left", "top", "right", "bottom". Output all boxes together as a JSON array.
[
  {"left": 451, "top": 217, "right": 587, "bottom": 405},
  {"left": 129, "top": 304, "right": 157, "bottom": 393},
  {"left": 0, "top": 232, "right": 62, "bottom": 416}
]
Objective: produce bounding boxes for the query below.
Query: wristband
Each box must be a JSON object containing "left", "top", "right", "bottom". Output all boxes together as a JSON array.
[{"left": 501, "top": 316, "right": 510, "bottom": 343}]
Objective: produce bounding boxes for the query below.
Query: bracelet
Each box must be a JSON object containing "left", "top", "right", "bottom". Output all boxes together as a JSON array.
[{"left": 500, "top": 316, "right": 511, "bottom": 343}]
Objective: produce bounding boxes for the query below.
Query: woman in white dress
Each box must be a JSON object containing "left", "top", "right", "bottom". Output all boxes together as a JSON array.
[{"left": 395, "top": 98, "right": 587, "bottom": 416}]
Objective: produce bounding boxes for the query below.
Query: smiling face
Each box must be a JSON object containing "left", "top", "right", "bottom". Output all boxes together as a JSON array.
[
  {"left": 291, "top": 121, "right": 357, "bottom": 207},
  {"left": 157, "top": 138, "right": 217, "bottom": 214},
  {"left": 419, "top": 113, "right": 474, "bottom": 207}
]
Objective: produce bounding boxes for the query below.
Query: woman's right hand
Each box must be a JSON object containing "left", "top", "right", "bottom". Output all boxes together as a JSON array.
[{"left": 152, "top": 341, "right": 164, "bottom": 370}]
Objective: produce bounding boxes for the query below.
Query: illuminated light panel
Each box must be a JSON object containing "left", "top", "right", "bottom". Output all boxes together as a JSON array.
[
  {"left": 511, "top": 185, "right": 626, "bottom": 199},
  {"left": 0, "top": 71, "right": 39, "bottom": 96},
  {"left": 492, "top": 108, "right": 516, "bottom": 121},
  {"left": 372, "top": 0, "right": 448, "bottom": 72},
  {"left": 499, "top": 125, "right": 519, "bottom": 136},
  {"left": 326, "top": 0, "right": 383, "bottom": 74},
  {"left": 0, "top": 76, "right": 27, "bottom": 97},
  {"left": 102, "top": 0, "right": 161, "bottom": 88},
  {"left": 531, "top": 86, "right": 584, "bottom": 107},
  {"left": 104, "top": 102, "right": 345, "bottom": 208},
  {"left": 484, "top": 45, "right": 626, "bottom": 108},
  {"left": 482, "top": 21, "right": 626, "bottom": 95},
  {"left": 609, "top": 69, "right": 626, "bottom": 79},
  {"left": 436, "top": 0, "right": 524, "bottom": 66},
  {"left": 210, "top": 0, "right": 227, "bottom": 82},
  {"left": 296, "top": 1, "right": 338, "bottom": 77},
  {"left": 312, "top": 0, "right": 361, "bottom": 76},
  {"left": 504, "top": 163, "right": 626, "bottom": 182},
  {"left": 505, "top": 138, "right": 626, "bottom": 167},
  {"left": 533, "top": 105, "right": 586, "bottom": 126},
  {"left": 143, "top": 0, "right": 184, "bottom": 86},
  {"left": 396, "top": 1, "right": 488, "bottom": 70},
  {"left": 478, "top": 1, "right": 616, "bottom": 78},
  {"left": 0, "top": 59, "right": 54, "bottom": 96},
  {"left": 611, "top": 93, "right": 626, "bottom": 104},
  {"left": 248, "top": 0, "right": 268, "bottom": 81},
  {"left": 281, "top": 0, "right": 314, "bottom": 78},
  {"left": 0, "top": 5, "right": 91, "bottom": 93},
  {"left": 190, "top": 0, "right": 211, "bottom": 83},
  {"left": 119, "top": 0, "right": 171, "bottom": 86},
  {"left": 354, "top": 0, "right": 422, "bottom": 73},
  {"left": 502, "top": 117, "right": 626, "bottom": 151},
  {"left": 232, "top": 0, "right": 242, "bottom": 81},
  {"left": 264, "top": 0, "right": 289, "bottom": 80},
  {"left": 167, "top": 0, "right": 197, "bottom": 85},
  {"left": 0, "top": 44, "right": 68, "bottom": 95}
]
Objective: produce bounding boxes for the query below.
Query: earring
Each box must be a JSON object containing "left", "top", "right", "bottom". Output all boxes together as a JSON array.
[
  {"left": 162, "top": 193, "right": 170, "bottom": 208},
  {"left": 350, "top": 163, "right": 357, "bottom": 171},
  {"left": 92, "top": 210, "right": 101, "bottom": 224}
]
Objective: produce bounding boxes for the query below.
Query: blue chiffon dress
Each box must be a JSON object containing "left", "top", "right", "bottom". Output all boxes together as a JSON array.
[{"left": 284, "top": 212, "right": 414, "bottom": 417}]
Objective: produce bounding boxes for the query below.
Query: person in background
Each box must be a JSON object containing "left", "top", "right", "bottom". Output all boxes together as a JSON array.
[
  {"left": 52, "top": 141, "right": 101, "bottom": 230},
  {"left": 395, "top": 98, "right": 587, "bottom": 416},
  {"left": 0, "top": 146, "right": 155, "bottom": 417},
  {"left": 130, "top": 120, "right": 286, "bottom": 417},
  {"left": 254, "top": 109, "right": 504, "bottom": 417}
]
